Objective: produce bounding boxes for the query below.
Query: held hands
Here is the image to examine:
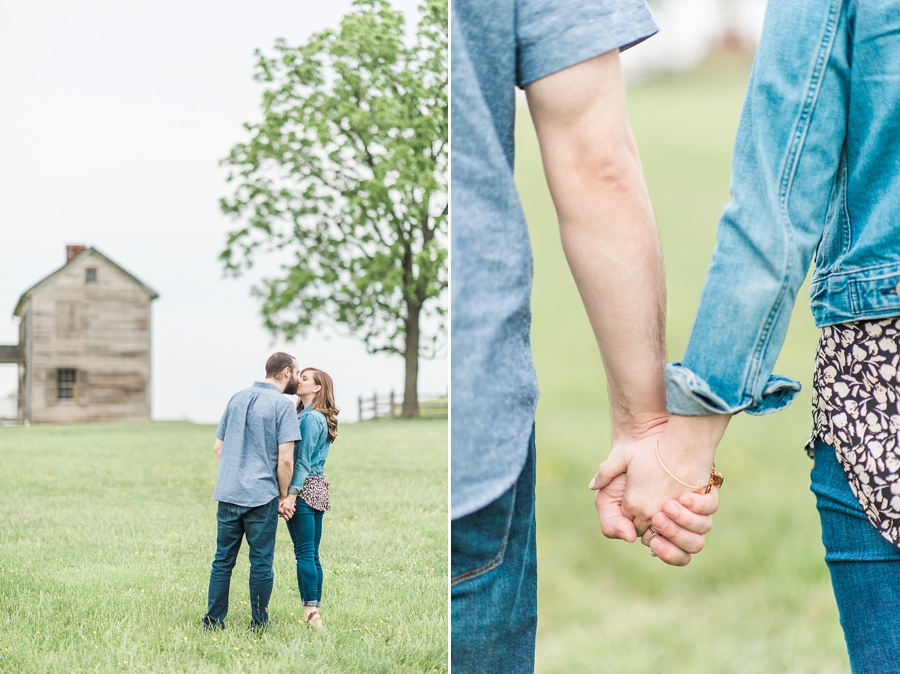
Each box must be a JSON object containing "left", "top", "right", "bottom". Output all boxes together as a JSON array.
[
  {"left": 590, "top": 425, "right": 722, "bottom": 566},
  {"left": 279, "top": 494, "right": 298, "bottom": 521}
]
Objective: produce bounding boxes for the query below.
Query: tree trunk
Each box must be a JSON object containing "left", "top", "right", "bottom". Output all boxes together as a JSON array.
[{"left": 401, "top": 301, "right": 421, "bottom": 417}]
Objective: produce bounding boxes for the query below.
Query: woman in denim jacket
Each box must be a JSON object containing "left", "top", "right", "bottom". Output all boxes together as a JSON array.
[
  {"left": 280, "top": 368, "right": 338, "bottom": 629},
  {"left": 591, "top": 1, "right": 900, "bottom": 670}
]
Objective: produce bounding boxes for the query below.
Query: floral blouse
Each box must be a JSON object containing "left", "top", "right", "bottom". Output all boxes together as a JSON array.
[{"left": 810, "top": 317, "right": 900, "bottom": 547}]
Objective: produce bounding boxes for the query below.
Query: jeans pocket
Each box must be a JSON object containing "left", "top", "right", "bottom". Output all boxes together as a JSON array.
[
  {"left": 246, "top": 499, "right": 275, "bottom": 523},
  {"left": 216, "top": 501, "right": 237, "bottom": 523},
  {"left": 451, "top": 482, "right": 516, "bottom": 587}
]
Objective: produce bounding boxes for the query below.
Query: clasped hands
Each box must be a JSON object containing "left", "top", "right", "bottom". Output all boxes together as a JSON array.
[
  {"left": 590, "top": 423, "right": 721, "bottom": 566},
  {"left": 279, "top": 493, "right": 297, "bottom": 521}
]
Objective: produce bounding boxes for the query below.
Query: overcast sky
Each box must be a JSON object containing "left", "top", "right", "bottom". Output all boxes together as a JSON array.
[{"left": 0, "top": 0, "right": 445, "bottom": 424}]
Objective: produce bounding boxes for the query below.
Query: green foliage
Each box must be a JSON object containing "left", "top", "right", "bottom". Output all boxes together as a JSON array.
[
  {"left": 0, "top": 420, "right": 447, "bottom": 672},
  {"left": 519, "top": 54, "right": 850, "bottom": 672},
  {"left": 220, "top": 0, "right": 448, "bottom": 362}
]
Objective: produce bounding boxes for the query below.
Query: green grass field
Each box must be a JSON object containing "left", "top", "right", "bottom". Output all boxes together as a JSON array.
[
  {"left": 517, "top": 53, "right": 851, "bottom": 673},
  {"left": 0, "top": 419, "right": 447, "bottom": 673}
]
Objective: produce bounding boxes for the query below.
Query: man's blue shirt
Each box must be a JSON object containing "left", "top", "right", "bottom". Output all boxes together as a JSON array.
[
  {"left": 450, "top": 0, "right": 656, "bottom": 519},
  {"left": 213, "top": 382, "right": 301, "bottom": 507}
]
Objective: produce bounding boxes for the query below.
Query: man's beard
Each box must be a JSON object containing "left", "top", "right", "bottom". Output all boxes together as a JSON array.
[{"left": 283, "top": 375, "right": 299, "bottom": 395}]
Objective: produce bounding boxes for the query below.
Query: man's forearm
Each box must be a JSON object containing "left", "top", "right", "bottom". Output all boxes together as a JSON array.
[
  {"left": 558, "top": 151, "right": 666, "bottom": 441},
  {"left": 527, "top": 50, "right": 667, "bottom": 441},
  {"left": 277, "top": 462, "right": 293, "bottom": 498},
  {"left": 277, "top": 442, "right": 294, "bottom": 498}
]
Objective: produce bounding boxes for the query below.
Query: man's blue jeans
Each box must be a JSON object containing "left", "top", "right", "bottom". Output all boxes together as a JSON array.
[
  {"left": 204, "top": 497, "right": 279, "bottom": 627},
  {"left": 811, "top": 439, "right": 900, "bottom": 673},
  {"left": 285, "top": 499, "right": 324, "bottom": 606},
  {"left": 451, "top": 431, "right": 537, "bottom": 674}
]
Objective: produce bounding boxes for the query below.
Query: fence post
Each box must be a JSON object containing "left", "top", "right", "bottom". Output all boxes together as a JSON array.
[
  {"left": 390, "top": 391, "right": 395, "bottom": 418},
  {"left": 358, "top": 395, "right": 363, "bottom": 422}
]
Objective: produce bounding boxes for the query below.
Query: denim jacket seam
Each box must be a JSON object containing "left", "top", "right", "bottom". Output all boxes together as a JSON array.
[
  {"left": 839, "top": 157, "right": 852, "bottom": 260},
  {"left": 849, "top": 277, "right": 860, "bottom": 314},
  {"left": 815, "top": 156, "right": 852, "bottom": 278},
  {"left": 814, "top": 261, "right": 900, "bottom": 282},
  {"left": 742, "top": 0, "right": 841, "bottom": 403}
]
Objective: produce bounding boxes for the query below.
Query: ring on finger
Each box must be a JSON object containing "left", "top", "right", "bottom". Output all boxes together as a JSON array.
[
  {"left": 641, "top": 527, "right": 658, "bottom": 547},
  {"left": 647, "top": 528, "right": 660, "bottom": 557}
]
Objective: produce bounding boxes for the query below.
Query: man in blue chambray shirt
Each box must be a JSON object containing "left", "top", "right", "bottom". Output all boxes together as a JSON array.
[
  {"left": 451, "top": 0, "right": 720, "bottom": 670},
  {"left": 202, "top": 352, "right": 301, "bottom": 630}
]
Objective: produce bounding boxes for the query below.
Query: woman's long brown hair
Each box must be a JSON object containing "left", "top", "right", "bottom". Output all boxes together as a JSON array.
[{"left": 296, "top": 368, "right": 339, "bottom": 443}]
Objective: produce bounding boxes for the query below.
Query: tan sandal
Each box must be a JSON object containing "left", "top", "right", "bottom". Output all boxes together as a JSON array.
[{"left": 305, "top": 609, "right": 324, "bottom": 629}]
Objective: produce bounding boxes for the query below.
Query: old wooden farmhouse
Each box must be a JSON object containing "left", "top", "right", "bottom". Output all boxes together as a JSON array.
[{"left": 0, "top": 245, "right": 158, "bottom": 424}]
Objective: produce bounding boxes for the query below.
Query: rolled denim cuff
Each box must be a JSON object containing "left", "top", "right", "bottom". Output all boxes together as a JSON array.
[
  {"left": 288, "top": 485, "right": 303, "bottom": 495},
  {"left": 665, "top": 363, "right": 801, "bottom": 416}
]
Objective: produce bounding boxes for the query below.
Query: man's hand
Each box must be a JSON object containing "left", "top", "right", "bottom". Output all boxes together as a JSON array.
[{"left": 594, "top": 469, "right": 638, "bottom": 543}]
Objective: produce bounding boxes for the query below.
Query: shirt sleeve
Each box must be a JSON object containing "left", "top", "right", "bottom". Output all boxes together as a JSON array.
[
  {"left": 515, "top": 0, "right": 657, "bottom": 87},
  {"left": 276, "top": 401, "right": 302, "bottom": 445},
  {"left": 289, "top": 413, "right": 325, "bottom": 494},
  {"left": 215, "top": 404, "right": 229, "bottom": 441}
]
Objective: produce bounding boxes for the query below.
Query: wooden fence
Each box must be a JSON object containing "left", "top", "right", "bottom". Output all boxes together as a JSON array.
[{"left": 358, "top": 392, "right": 448, "bottom": 421}]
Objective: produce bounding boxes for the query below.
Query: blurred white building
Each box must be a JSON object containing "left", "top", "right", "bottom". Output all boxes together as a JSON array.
[{"left": 621, "top": 0, "right": 768, "bottom": 81}]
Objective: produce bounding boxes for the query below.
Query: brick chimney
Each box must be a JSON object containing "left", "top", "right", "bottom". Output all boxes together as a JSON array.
[{"left": 66, "top": 245, "right": 86, "bottom": 261}]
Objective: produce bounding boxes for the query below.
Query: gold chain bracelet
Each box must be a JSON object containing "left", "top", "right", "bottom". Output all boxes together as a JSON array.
[{"left": 655, "top": 438, "right": 723, "bottom": 494}]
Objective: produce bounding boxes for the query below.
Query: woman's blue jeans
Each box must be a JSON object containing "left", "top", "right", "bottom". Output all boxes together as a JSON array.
[
  {"left": 811, "top": 439, "right": 900, "bottom": 673},
  {"left": 451, "top": 431, "right": 537, "bottom": 674},
  {"left": 204, "top": 497, "right": 279, "bottom": 627},
  {"left": 285, "top": 499, "right": 324, "bottom": 606}
]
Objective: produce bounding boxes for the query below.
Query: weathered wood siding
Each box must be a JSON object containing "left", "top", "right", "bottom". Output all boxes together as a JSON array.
[{"left": 28, "top": 254, "right": 152, "bottom": 423}]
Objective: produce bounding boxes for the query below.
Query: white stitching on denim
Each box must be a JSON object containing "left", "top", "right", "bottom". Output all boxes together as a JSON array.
[
  {"left": 839, "top": 154, "right": 852, "bottom": 261},
  {"left": 450, "top": 482, "right": 517, "bottom": 587},
  {"left": 450, "top": 537, "right": 508, "bottom": 587}
]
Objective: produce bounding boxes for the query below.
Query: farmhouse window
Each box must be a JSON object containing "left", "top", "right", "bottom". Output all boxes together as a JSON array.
[
  {"left": 85, "top": 268, "right": 97, "bottom": 283},
  {"left": 57, "top": 369, "right": 77, "bottom": 400}
]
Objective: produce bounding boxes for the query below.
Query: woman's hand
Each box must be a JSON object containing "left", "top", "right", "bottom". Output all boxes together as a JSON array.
[
  {"left": 618, "top": 432, "right": 714, "bottom": 534},
  {"left": 639, "top": 489, "right": 718, "bottom": 565},
  {"left": 592, "top": 434, "right": 715, "bottom": 565},
  {"left": 590, "top": 414, "right": 728, "bottom": 565}
]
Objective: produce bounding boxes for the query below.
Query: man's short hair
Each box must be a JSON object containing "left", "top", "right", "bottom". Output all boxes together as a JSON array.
[{"left": 265, "top": 352, "right": 295, "bottom": 379}]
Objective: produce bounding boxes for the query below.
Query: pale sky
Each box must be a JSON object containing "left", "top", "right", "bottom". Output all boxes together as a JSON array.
[{"left": 0, "top": 0, "right": 446, "bottom": 423}]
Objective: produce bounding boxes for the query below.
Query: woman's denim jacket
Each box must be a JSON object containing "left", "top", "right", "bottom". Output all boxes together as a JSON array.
[
  {"left": 288, "top": 408, "right": 330, "bottom": 494},
  {"left": 667, "top": 0, "right": 900, "bottom": 417}
]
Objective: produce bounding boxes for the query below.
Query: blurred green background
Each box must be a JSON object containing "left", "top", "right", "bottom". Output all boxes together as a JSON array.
[{"left": 517, "top": 52, "right": 850, "bottom": 673}]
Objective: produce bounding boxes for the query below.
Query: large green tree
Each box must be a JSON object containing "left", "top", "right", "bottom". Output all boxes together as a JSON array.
[{"left": 220, "top": 0, "right": 447, "bottom": 417}]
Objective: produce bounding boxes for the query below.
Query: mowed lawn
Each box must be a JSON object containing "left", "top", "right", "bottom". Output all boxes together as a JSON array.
[
  {"left": 517, "top": 53, "right": 851, "bottom": 673},
  {"left": 0, "top": 419, "right": 447, "bottom": 673}
]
